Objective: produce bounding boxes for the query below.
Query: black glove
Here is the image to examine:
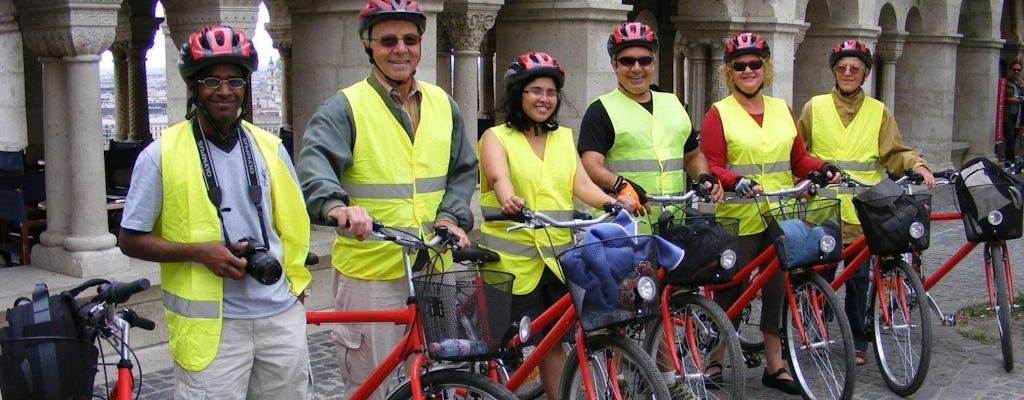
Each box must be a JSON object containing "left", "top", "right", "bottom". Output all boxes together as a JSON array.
[
  {"left": 614, "top": 176, "right": 649, "bottom": 206},
  {"left": 819, "top": 163, "right": 842, "bottom": 181},
  {"left": 694, "top": 173, "right": 718, "bottom": 197},
  {"left": 733, "top": 176, "right": 758, "bottom": 197},
  {"left": 602, "top": 201, "right": 625, "bottom": 215}
]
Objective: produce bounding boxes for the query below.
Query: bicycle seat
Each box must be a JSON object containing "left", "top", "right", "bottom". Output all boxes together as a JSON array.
[{"left": 453, "top": 244, "right": 500, "bottom": 264}]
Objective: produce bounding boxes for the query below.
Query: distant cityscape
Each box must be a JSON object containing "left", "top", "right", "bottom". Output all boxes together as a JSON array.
[{"left": 99, "top": 58, "right": 284, "bottom": 146}]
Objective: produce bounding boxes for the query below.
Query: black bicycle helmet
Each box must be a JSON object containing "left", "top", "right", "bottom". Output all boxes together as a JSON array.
[
  {"left": 607, "top": 21, "right": 658, "bottom": 57},
  {"left": 723, "top": 32, "right": 770, "bottom": 62},
  {"left": 358, "top": 0, "right": 427, "bottom": 37},
  {"left": 830, "top": 39, "right": 873, "bottom": 69},
  {"left": 177, "top": 25, "right": 257, "bottom": 80},
  {"left": 504, "top": 51, "right": 565, "bottom": 91}
]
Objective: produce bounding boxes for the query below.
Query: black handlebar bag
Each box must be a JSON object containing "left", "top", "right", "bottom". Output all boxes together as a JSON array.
[
  {"left": 0, "top": 283, "right": 98, "bottom": 400},
  {"left": 852, "top": 177, "right": 932, "bottom": 256},
  {"left": 954, "top": 157, "right": 1024, "bottom": 243}
]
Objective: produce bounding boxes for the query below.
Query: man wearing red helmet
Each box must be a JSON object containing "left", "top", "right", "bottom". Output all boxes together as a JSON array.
[
  {"left": 119, "top": 25, "right": 312, "bottom": 399},
  {"left": 797, "top": 39, "right": 934, "bottom": 367},
  {"left": 579, "top": 21, "right": 722, "bottom": 226},
  {"left": 297, "top": 1, "right": 477, "bottom": 398}
]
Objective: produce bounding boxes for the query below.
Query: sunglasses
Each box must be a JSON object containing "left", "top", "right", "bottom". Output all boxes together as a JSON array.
[
  {"left": 834, "top": 65, "right": 863, "bottom": 75},
  {"left": 731, "top": 60, "right": 764, "bottom": 72},
  {"left": 198, "top": 77, "right": 247, "bottom": 89},
  {"left": 617, "top": 56, "right": 654, "bottom": 67},
  {"left": 1014, "top": 68, "right": 1023, "bottom": 72},
  {"left": 370, "top": 34, "right": 422, "bottom": 48}
]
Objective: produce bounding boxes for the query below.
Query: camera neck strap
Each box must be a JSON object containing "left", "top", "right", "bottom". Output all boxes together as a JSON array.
[{"left": 192, "top": 118, "right": 271, "bottom": 247}]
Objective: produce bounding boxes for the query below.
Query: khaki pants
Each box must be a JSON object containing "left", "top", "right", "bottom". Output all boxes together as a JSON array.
[{"left": 173, "top": 301, "right": 312, "bottom": 400}]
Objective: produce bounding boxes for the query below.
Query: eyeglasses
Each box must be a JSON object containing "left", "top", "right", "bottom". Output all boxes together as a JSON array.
[
  {"left": 731, "top": 60, "right": 764, "bottom": 72},
  {"left": 617, "top": 56, "right": 654, "bottom": 67},
  {"left": 834, "top": 65, "right": 863, "bottom": 75},
  {"left": 198, "top": 77, "right": 247, "bottom": 89},
  {"left": 1013, "top": 68, "right": 1023, "bottom": 73},
  {"left": 370, "top": 34, "right": 422, "bottom": 48},
  {"left": 523, "top": 88, "right": 559, "bottom": 99}
]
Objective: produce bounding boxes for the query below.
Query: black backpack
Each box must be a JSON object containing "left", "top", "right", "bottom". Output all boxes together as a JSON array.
[
  {"left": 954, "top": 157, "right": 1024, "bottom": 243},
  {"left": 0, "top": 282, "right": 99, "bottom": 400}
]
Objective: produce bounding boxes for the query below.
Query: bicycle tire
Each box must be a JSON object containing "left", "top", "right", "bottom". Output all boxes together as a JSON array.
[
  {"left": 385, "top": 369, "right": 518, "bottom": 400},
  {"left": 642, "top": 293, "right": 745, "bottom": 399},
  {"left": 558, "top": 333, "right": 671, "bottom": 400},
  {"left": 737, "top": 296, "right": 765, "bottom": 353},
  {"left": 782, "top": 272, "right": 855, "bottom": 400},
  {"left": 989, "top": 242, "right": 1014, "bottom": 372},
  {"left": 869, "top": 258, "right": 932, "bottom": 396},
  {"left": 471, "top": 356, "right": 545, "bottom": 399}
]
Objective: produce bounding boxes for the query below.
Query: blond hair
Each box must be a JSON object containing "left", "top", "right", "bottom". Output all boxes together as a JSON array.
[{"left": 719, "top": 57, "right": 774, "bottom": 94}]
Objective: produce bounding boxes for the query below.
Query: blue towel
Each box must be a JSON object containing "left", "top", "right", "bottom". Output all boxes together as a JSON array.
[
  {"left": 559, "top": 210, "right": 685, "bottom": 310},
  {"left": 774, "top": 219, "right": 838, "bottom": 268}
]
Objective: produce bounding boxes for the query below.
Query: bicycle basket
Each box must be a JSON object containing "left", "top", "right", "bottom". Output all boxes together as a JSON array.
[
  {"left": 852, "top": 193, "right": 932, "bottom": 256},
  {"left": 556, "top": 235, "right": 661, "bottom": 332},
  {"left": 656, "top": 209, "right": 739, "bottom": 286},
  {"left": 412, "top": 269, "right": 514, "bottom": 361},
  {"left": 954, "top": 157, "right": 1024, "bottom": 242},
  {"left": 761, "top": 198, "right": 843, "bottom": 270}
]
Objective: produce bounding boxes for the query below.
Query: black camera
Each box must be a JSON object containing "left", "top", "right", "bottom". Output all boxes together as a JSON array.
[{"left": 230, "top": 237, "right": 282, "bottom": 285}]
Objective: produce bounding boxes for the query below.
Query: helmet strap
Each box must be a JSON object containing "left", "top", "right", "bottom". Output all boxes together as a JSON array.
[
  {"left": 738, "top": 84, "right": 763, "bottom": 99},
  {"left": 836, "top": 83, "right": 863, "bottom": 97},
  {"left": 188, "top": 80, "right": 246, "bottom": 143},
  {"left": 371, "top": 59, "right": 414, "bottom": 87},
  {"left": 617, "top": 82, "right": 650, "bottom": 99}
]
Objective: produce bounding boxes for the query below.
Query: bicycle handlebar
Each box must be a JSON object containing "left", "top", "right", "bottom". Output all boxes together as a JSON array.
[
  {"left": 484, "top": 208, "right": 615, "bottom": 232},
  {"left": 648, "top": 190, "right": 704, "bottom": 205}
]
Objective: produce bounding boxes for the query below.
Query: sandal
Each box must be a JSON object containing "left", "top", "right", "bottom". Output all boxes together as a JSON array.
[
  {"left": 704, "top": 361, "right": 723, "bottom": 385},
  {"left": 855, "top": 350, "right": 867, "bottom": 366}
]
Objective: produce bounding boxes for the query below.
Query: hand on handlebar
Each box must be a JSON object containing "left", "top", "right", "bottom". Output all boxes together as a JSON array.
[
  {"left": 434, "top": 220, "right": 470, "bottom": 249},
  {"left": 328, "top": 205, "right": 373, "bottom": 240},
  {"left": 734, "top": 176, "right": 761, "bottom": 198},
  {"left": 499, "top": 195, "right": 526, "bottom": 215},
  {"left": 915, "top": 165, "right": 936, "bottom": 188},
  {"left": 696, "top": 173, "right": 724, "bottom": 202}
]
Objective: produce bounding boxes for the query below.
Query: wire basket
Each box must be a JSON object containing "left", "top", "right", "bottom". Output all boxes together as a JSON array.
[
  {"left": 853, "top": 193, "right": 932, "bottom": 256},
  {"left": 412, "top": 269, "right": 515, "bottom": 361},
  {"left": 0, "top": 336, "right": 98, "bottom": 400},
  {"left": 656, "top": 211, "right": 739, "bottom": 286},
  {"left": 760, "top": 198, "right": 843, "bottom": 270},
  {"left": 556, "top": 235, "right": 661, "bottom": 332}
]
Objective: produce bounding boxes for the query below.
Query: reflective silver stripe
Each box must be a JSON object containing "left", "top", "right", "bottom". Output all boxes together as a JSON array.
[
  {"left": 480, "top": 233, "right": 573, "bottom": 259},
  {"left": 416, "top": 176, "right": 447, "bottom": 193},
  {"left": 342, "top": 182, "right": 412, "bottom": 199},
  {"left": 163, "top": 290, "right": 219, "bottom": 319},
  {"left": 607, "top": 158, "right": 684, "bottom": 173},
  {"left": 834, "top": 186, "right": 867, "bottom": 195},
  {"left": 727, "top": 161, "right": 790, "bottom": 175},
  {"left": 341, "top": 177, "right": 445, "bottom": 199},
  {"left": 835, "top": 160, "right": 879, "bottom": 171}
]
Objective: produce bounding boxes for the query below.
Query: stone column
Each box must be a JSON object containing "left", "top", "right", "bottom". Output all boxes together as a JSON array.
[
  {"left": 127, "top": 18, "right": 161, "bottom": 143},
  {"left": 436, "top": 33, "right": 452, "bottom": 93},
  {"left": 895, "top": 32, "right": 961, "bottom": 166},
  {"left": 479, "top": 33, "right": 495, "bottom": 126},
  {"left": 679, "top": 37, "right": 709, "bottom": 128},
  {"left": 954, "top": 37, "right": 1004, "bottom": 162},
  {"left": 15, "top": 0, "right": 127, "bottom": 277},
  {"left": 266, "top": 24, "right": 293, "bottom": 131},
  {"left": 876, "top": 32, "right": 905, "bottom": 114},
  {"left": 163, "top": 23, "right": 187, "bottom": 129},
  {"left": 0, "top": 0, "right": 28, "bottom": 151},
  {"left": 110, "top": 43, "right": 130, "bottom": 142},
  {"left": 439, "top": 4, "right": 499, "bottom": 143}
]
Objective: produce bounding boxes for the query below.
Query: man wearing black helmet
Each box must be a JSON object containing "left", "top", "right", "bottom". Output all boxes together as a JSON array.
[
  {"left": 297, "top": 1, "right": 476, "bottom": 398},
  {"left": 798, "top": 39, "right": 935, "bottom": 367},
  {"left": 118, "top": 25, "right": 312, "bottom": 399},
  {"left": 578, "top": 21, "right": 722, "bottom": 226}
]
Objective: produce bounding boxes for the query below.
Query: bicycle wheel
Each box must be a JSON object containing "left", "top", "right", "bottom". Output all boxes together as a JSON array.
[
  {"left": 559, "top": 333, "right": 671, "bottom": 400},
  {"left": 783, "top": 272, "right": 855, "bottom": 400},
  {"left": 869, "top": 258, "right": 932, "bottom": 396},
  {"left": 988, "top": 242, "right": 1014, "bottom": 372},
  {"left": 642, "top": 293, "right": 745, "bottom": 399},
  {"left": 737, "top": 296, "right": 764, "bottom": 353},
  {"left": 386, "top": 369, "right": 518, "bottom": 400},
  {"left": 472, "top": 353, "right": 545, "bottom": 399}
]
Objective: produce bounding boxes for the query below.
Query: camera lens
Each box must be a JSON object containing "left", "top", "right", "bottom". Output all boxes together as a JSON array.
[{"left": 247, "top": 251, "right": 283, "bottom": 285}]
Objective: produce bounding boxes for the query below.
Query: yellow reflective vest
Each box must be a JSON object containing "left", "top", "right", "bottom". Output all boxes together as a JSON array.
[
  {"left": 478, "top": 125, "right": 577, "bottom": 294},
  {"left": 156, "top": 120, "right": 311, "bottom": 371},
  {"left": 808, "top": 94, "right": 884, "bottom": 225},
  {"left": 333, "top": 80, "right": 454, "bottom": 280},
  {"left": 714, "top": 95, "right": 798, "bottom": 235}
]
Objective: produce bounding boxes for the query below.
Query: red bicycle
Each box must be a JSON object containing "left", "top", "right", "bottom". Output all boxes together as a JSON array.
[{"left": 79, "top": 278, "right": 156, "bottom": 400}]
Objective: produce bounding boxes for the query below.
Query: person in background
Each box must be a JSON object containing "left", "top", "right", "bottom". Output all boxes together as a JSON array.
[
  {"left": 578, "top": 21, "right": 722, "bottom": 228},
  {"left": 478, "top": 51, "right": 621, "bottom": 399},
  {"left": 700, "top": 31, "right": 840, "bottom": 395},
  {"left": 296, "top": 0, "right": 477, "bottom": 398},
  {"left": 118, "top": 25, "right": 312, "bottom": 400},
  {"left": 1003, "top": 60, "right": 1024, "bottom": 165},
  {"left": 798, "top": 39, "right": 935, "bottom": 366}
]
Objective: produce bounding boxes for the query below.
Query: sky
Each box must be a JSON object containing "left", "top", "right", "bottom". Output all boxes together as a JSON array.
[{"left": 100, "top": 2, "right": 279, "bottom": 72}]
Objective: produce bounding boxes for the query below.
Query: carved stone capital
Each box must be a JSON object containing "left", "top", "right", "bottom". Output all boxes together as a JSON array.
[
  {"left": 438, "top": 10, "right": 497, "bottom": 53},
  {"left": 14, "top": 0, "right": 120, "bottom": 57},
  {"left": 877, "top": 32, "right": 907, "bottom": 63}
]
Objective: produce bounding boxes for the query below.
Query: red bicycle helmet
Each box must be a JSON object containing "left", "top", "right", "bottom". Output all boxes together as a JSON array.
[
  {"left": 607, "top": 21, "right": 658, "bottom": 57},
  {"left": 504, "top": 51, "right": 566, "bottom": 91},
  {"left": 358, "top": 0, "right": 427, "bottom": 37},
  {"left": 178, "top": 25, "right": 257, "bottom": 80},
  {"left": 723, "top": 32, "right": 770, "bottom": 61},
  {"left": 830, "top": 39, "right": 873, "bottom": 69}
]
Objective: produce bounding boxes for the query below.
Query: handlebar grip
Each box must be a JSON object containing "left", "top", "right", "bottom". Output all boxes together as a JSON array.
[
  {"left": 119, "top": 309, "right": 156, "bottom": 331},
  {"left": 483, "top": 211, "right": 514, "bottom": 221},
  {"left": 97, "top": 279, "right": 151, "bottom": 304}
]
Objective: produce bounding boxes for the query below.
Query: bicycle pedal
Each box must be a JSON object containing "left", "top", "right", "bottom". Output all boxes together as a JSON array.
[
  {"left": 942, "top": 314, "right": 957, "bottom": 326},
  {"left": 743, "top": 351, "right": 762, "bottom": 368}
]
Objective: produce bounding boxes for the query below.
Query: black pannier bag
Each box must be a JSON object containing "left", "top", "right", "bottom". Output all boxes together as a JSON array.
[
  {"left": 954, "top": 157, "right": 1024, "bottom": 243},
  {"left": 657, "top": 208, "right": 738, "bottom": 286},
  {"left": 0, "top": 283, "right": 98, "bottom": 400},
  {"left": 852, "top": 177, "right": 932, "bottom": 256}
]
